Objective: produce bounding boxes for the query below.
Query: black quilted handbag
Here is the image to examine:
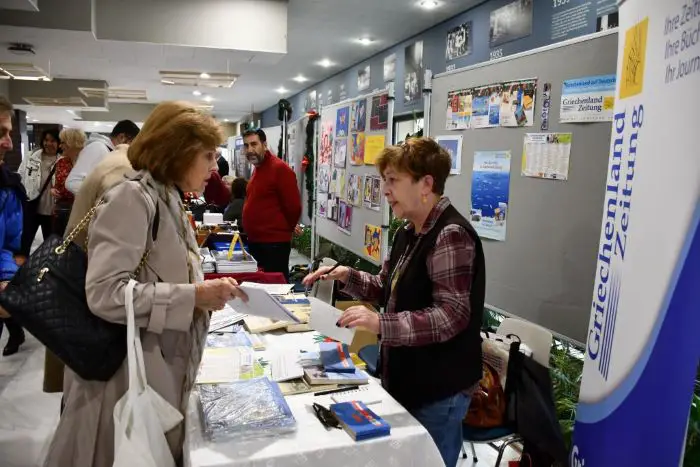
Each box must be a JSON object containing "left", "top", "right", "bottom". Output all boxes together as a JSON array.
[{"left": 0, "top": 200, "right": 157, "bottom": 381}]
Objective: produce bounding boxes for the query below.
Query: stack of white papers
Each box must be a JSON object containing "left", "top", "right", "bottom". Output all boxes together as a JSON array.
[
  {"left": 200, "top": 248, "right": 216, "bottom": 274},
  {"left": 208, "top": 304, "right": 247, "bottom": 333},
  {"left": 269, "top": 352, "right": 305, "bottom": 383},
  {"left": 229, "top": 285, "right": 301, "bottom": 323},
  {"left": 241, "top": 282, "right": 294, "bottom": 296},
  {"left": 307, "top": 297, "right": 356, "bottom": 345},
  {"left": 212, "top": 250, "right": 258, "bottom": 273},
  {"left": 196, "top": 347, "right": 255, "bottom": 384}
]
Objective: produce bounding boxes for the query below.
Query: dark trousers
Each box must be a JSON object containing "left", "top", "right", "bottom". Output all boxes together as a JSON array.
[
  {"left": 247, "top": 242, "right": 291, "bottom": 282},
  {"left": 21, "top": 202, "right": 52, "bottom": 256},
  {"left": 0, "top": 317, "right": 25, "bottom": 344}
]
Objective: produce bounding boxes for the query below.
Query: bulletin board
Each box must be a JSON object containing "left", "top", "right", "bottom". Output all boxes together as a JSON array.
[
  {"left": 430, "top": 31, "right": 618, "bottom": 344},
  {"left": 287, "top": 115, "right": 312, "bottom": 225},
  {"left": 313, "top": 88, "right": 394, "bottom": 266}
]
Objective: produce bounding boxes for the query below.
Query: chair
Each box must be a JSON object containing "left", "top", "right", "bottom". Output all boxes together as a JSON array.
[
  {"left": 310, "top": 257, "right": 336, "bottom": 304},
  {"left": 357, "top": 344, "right": 379, "bottom": 377},
  {"left": 461, "top": 318, "right": 553, "bottom": 465}
]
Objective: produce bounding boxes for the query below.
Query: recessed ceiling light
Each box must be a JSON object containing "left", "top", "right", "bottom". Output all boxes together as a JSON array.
[
  {"left": 357, "top": 37, "right": 374, "bottom": 46},
  {"left": 318, "top": 59, "right": 334, "bottom": 68},
  {"left": 224, "top": 118, "right": 229, "bottom": 122},
  {"left": 419, "top": 0, "right": 439, "bottom": 9},
  {"left": 203, "top": 95, "right": 213, "bottom": 102},
  {"left": 199, "top": 72, "right": 211, "bottom": 79},
  {"left": 292, "top": 75, "right": 309, "bottom": 83},
  {"left": 193, "top": 89, "right": 202, "bottom": 96},
  {"left": 276, "top": 87, "right": 289, "bottom": 94}
]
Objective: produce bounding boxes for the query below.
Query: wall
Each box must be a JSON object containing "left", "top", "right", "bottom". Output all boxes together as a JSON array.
[
  {"left": 0, "top": 79, "right": 8, "bottom": 98},
  {"left": 261, "top": 0, "right": 618, "bottom": 127}
]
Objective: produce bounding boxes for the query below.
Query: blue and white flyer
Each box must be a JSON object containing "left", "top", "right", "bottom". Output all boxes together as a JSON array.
[
  {"left": 560, "top": 74, "right": 616, "bottom": 122},
  {"left": 571, "top": 1, "right": 700, "bottom": 466},
  {"left": 470, "top": 151, "right": 511, "bottom": 241}
]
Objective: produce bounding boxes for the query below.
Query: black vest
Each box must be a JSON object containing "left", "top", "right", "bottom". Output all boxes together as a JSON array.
[{"left": 382, "top": 204, "right": 485, "bottom": 409}]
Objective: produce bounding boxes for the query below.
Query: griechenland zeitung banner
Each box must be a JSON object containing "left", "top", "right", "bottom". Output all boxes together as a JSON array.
[{"left": 571, "top": 0, "right": 700, "bottom": 465}]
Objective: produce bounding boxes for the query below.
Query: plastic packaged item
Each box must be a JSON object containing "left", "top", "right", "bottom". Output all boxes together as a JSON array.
[
  {"left": 205, "top": 331, "right": 252, "bottom": 348},
  {"left": 198, "top": 378, "right": 296, "bottom": 441}
]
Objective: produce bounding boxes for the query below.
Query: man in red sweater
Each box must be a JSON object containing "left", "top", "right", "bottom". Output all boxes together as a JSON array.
[{"left": 241, "top": 129, "right": 301, "bottom": 281}]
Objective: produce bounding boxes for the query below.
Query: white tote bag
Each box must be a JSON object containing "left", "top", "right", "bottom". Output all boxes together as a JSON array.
[{"left": 113, "top": 280, "right": 184, "bottom": 467}]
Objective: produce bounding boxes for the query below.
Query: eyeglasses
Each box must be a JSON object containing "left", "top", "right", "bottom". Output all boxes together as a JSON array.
[{"left": 312, "top": 403, "right": 341, "bottom": 429}]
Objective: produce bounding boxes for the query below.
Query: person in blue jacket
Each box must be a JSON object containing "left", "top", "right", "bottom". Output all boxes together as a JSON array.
[{"left": 0, "top": 96, "right": 26, "bottom": 356}]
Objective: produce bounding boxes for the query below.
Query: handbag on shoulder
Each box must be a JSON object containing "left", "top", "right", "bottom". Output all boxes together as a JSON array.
[{"left": 0, "top": 195, "right": 159, "bottom": 381}]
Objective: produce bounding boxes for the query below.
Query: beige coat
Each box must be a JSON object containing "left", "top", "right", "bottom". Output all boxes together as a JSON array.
[
  {"left": 43, "top": 144, "right": 132, "bottom": 393},
  {"left": 44, "top": 173, "right": 199, "bottom": 467}
]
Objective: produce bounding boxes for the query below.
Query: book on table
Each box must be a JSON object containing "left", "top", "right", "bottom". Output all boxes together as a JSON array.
[
  {"left": 330, "top": 401, "right": 391, "bottom": 441},
  {"left": 277, "top": 379, "right": 338, "bottom": 396},
  {"left": 303, "top": 366, "right": 369, "bottom": 386},
  {"left": 319, "top": 342, "right": 356, "bottom": 373}
]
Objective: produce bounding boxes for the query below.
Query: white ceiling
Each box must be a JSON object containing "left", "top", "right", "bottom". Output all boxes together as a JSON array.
[{"left": 0, "top": 0, "right": 475, "bottom": 125}]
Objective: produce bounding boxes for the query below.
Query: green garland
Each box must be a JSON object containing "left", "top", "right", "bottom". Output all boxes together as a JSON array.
[{"left": 304, "top": 114, "right": 319, "bottom": 216}]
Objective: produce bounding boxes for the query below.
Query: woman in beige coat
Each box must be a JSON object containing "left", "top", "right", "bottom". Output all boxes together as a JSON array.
[{"left": 45, "top": 101, "right": 247, "bottom": 467}]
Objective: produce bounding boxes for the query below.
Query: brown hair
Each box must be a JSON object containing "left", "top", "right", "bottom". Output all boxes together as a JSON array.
[
  {"left": 128, "top": 101, "right": 223, "bottom": 185},
  {"left": 376, "top": 137, "right": 451, "bottom": 195},
  {"left": 0, "top": 96, "right": 13, "bottom": 118}
]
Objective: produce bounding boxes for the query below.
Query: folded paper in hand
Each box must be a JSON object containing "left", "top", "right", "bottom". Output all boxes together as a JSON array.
[
  {"left": 229, "top": 285, "right": 301, "bottom": 323},
  {"left": 308, "top": 297, "right": 355, "bottom": 345}
]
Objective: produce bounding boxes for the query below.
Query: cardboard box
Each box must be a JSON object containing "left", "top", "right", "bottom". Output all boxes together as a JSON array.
[{"left": 335, "top": 300, "right": 379, "bottom": 354}]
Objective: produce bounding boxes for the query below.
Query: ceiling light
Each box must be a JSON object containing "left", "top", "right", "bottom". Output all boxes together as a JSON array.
[
  {"left": 357, "top": 37, "right": 374, "bottom": 46},
  {"left": 292, "top": 75, "right": 308, "bottom": 83},
  {"left": 203, "top": 95, "right": 213, "bottom": 103},
  {"left": 161, "top": 79, "right": 175, "bottom": 85},
  {"left": 199, "top": 72, "right": 211, "bottom": 79},
  {"left": 419, "top": 0, "right": 440, "bottom": 9},
  {"left": 318, "top": 59, "right": 334, "bottom": 68},
  {"left": 276, "top": 87, "right": 289, "bottom": 94},
  {"left": 224, "top": 118, "right": 229, "bottom": 122},
  {"left": 193, "top": 89, "right": 202, "bottom": 96}
]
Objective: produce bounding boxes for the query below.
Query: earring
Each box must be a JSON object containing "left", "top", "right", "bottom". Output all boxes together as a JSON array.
[{"left": 422, "top": 195, "right": 427, "bottom": 204}]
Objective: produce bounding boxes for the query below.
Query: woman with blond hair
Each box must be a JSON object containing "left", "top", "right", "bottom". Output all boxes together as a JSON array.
[
  {"left": 51, "top": 128, "right": 86, "bottom": 235},
  {"left": 45, "top": 101, "right": 248, "bottom": 467}
]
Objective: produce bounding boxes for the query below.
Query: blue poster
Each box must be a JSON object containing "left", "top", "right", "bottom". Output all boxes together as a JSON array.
[
  {"left": 470, "top": 151, "right": 511, "bottom": 241},
  {"left": 336, "top": 106, "right": 349, "bottom": 137}
]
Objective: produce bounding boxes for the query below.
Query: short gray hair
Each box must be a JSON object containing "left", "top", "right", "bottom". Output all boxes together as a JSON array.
[{"left": 0, "top": 96, "right": 13, "bottom": 118}]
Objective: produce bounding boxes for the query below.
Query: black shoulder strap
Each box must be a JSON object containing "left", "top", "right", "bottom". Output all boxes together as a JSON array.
[
  {"left": 152, "top": 202, "right": 160, "bottom": 242},
  {"left": 36, "top": 163, "right": 57, "bottom": 199}
]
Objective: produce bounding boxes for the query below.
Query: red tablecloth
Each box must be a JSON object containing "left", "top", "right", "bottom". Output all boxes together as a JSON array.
[{"left": 204, "top": 271, "right": 287, "bottom": 284}]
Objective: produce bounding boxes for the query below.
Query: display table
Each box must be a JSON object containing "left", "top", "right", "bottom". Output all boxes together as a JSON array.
[
  {"left": 184, "top": 332, "right": 445, "bottom": 467},
  {"left": 204, "top": 272, "right": 287, "bottom": 284}
]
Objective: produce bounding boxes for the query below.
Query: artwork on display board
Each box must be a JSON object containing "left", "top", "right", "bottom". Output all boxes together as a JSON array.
[
  {"left": 330, "top": 167, "right": 346, "bottom": 198},
  {"left": 317, "top": 165, "right": 330, "bottom": 193},
  {"left": 489, "top": 0, "right": 534, "bottom": 48},
  {"left": 338, "top": 201, "right": 353, "bottom": 235},
  {"left": 436, "top": 135, "right": 463, "bottom": 175},
  {"left": 488, "top": 85, "right": 503, "bottom": 126},
  {"left": 383, "top": 53, "right": 396, "bottom": 82},
  {"left": 346, "top": 174, "right": 363, "bottom": 207},
  {"left": 350, "top": 133, "right": 365, "bottom": 165},
  {"left": 363, "top": 175, "right": 373, "bottom": 206},
  {"left": 319, "top": 121, "right": 334, "bottom": 165},
  {"left": 370, "top": 176, "right": 382, "bottom": 211},
  {"left": 404, "top": 41, "right": 423, "bottom": 104},
  {"left": 357, "top": 65, "right": 371, "bottom": 92},
  {"left": 336, "top": 106, "right": 350, "bottom": 137},
  {"left": 471, "top": 87, "right": 491, "bottom": 129},
  {"left": 363, "top": 224, "right": 382, "bottom": 262},
  {"left": 369, "top": 94, "right": 389, "bottom": 131},
  {"left": 305, "top": 90, "right": 318, "bottom": 112},
  {"left": 446, "top": 21, "right": 472, "bottom": 61},
  {"left": 327, "top": 194, "right": 339, "bottom": 222},
  {"left": 521, "top": 133, "right": 572, "bottom": 181},
  {"left": 318, "top": 197, "right": 328, "bottom": 218},
  {"left": 351, "top": 99, "right": 367, "bottom": 133},
  {"left": 364, "top": 134, "right": 385, "bottom": 165},
  {"left": 470, "top": 151, "right": 512, "bottom": 242},
  {"left": 500, "top": 79, "right": 537, "bottom": 127},
  {"left": 540, "top": 83, "right": 552, "bottom": 131},
  {"left": 333, "top": 138, "right": 347, "bottom": 168},
  {"left": 560, "top": 74, "right": 616, "bottom": 123},
  {"left": 446, "top": 88, "right": 473, "bottom": 130}
]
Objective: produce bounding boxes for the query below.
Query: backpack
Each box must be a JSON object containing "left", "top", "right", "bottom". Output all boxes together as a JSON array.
[{"left": 465, "top": 361, "right": 507, "bottom": 428}]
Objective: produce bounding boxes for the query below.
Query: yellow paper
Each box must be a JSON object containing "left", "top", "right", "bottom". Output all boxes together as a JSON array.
[
  {"left": 619, "top": 17, "right": 648, "bottom": 99},
  {"left": 364, "top": 134, "right": 385, "bottom": 165},
  {"left": 363, "top": 224, "right": 382, "bottom": 261}
]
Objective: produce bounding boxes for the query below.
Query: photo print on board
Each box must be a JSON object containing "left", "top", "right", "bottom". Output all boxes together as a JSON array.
[
  {"left": 489, "top": 0, "right": 533, "bottom": 48},
  {"left": 370, "top": 176, "right": 382, "bottom": 211},
  {"left": 383, "top": 53, "right": 397, "bottom": 82},
  {"left": 336, "top": 107, "right": 349, "bottom": 137},
  {"left": 351, "top": 99, "right": 367, "bottom": 132},
  {"left": 333, "top": 138, "right": 347, "bottom": 168},
  {"left": 597, "top": 11, "right": 619, "bottom": 32},
  {"left": 318, "top": 197, "right": 328, "bottom": 218},
  {"left": 319, "top": 121, "right": 334, "bottom": 165},
  {"left": 363, "top": 224, "right": 382, "bottom": 262},
  {"left": 446, "top": 21, "right": 472, "bottom": 61},
  {"left": 339, "top": 83, "right": 347, "bottom": 101},
  {"left": 357, "top": 65, "right": 371, "bottom": 92},
  {"left": 363, "top": 175, "right": 373, "bottom": 206},
  {"left": 404, "top": 41, "right": 424, "bottom": 104},
  {"left": 318, "top": 165, "right": 330, "bottom": 193},
  {"left": 369, "top": 94, "right": 389, "bottom": 131},
  {"left": 351, "top": 133, "right": 365, "bottom": 165},
  {"left": 346, "top": 174, "right": 363, "bottom": 207},
  {"left": 305, "top": 90, "right": 318, "bottom": 112},
  {"left": 327, "top": 194, "right": 339, "bottom": 222},
  {"left": 338, "top": 201, "right": 353, "bottom": 235},
  {"left": 327, "top": 88, "right": 334, "bottom": 106}
]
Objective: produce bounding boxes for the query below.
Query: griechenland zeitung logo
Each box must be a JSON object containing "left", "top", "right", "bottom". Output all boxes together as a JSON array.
[
  {"left": 586, "top": 105, "right": 644, "bottom": 380},
  {"left": 571, "top": 445, "right": 585, "bottom": 466}
]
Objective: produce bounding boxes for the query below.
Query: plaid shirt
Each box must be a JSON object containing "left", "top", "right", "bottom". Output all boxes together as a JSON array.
[{"left": 343, "top": 197, "right": 476, "bottom": 347}]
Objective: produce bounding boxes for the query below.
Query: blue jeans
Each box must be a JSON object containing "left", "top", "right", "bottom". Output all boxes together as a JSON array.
[{"left": 410, "top": 393, "right": 471, "bottom": 467}]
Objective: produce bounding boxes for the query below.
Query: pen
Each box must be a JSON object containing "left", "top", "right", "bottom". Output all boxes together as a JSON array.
[{"left": 314, "top": 385, "right": 359, "bottom": 396}]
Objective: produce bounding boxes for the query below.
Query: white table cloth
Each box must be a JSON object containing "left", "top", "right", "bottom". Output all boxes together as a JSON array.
[{"left": 184, "top": 331, "right": 445, "bottom": 467}]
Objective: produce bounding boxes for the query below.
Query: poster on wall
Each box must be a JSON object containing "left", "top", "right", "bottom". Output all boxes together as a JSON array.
[
  {"left": 346, "top": 174, "right": 362, "bottom": 207},
  {"left": 319, "top": 121, "right": 334, "bottom": 165},
  {"left": 446, "top": 21, "right": 472, "bottom": 61},
  {"left": 330, "top": 167, "right": 346, "bottom": 198},
  {"left": 383, "top": 53, "right": 396, "bottom": 82},
  {"left": 305, "top": 90, "right": 318, "bottom": 112},
  {"left": 446, "top": 89, "right": 473, "bottom": 130},
  {"left": 370, "top": 176, "right": 382, "bottom": 211},
  {"left": 318, "top": 197, "right": 328, "bottom": 218},
  {"left": 333, "top": 138, "right": 347, "bottom": 168},
  {"left": 404, "top": 41, "right": 423, "bottom": 104},
  {"left": 357, "top": 65, "right": 371, "bottom": 92},
  {"left": 470, "top": 151, "right": 512, "bottom": 241},
  {"left": 488, "top": 85, "right": 503, "bottom": 126},
  {"left": 364, "top": 134, "right": 385, "bottom": 165},
  {"left": 369, "top": 94, "right": 389, "bottom": 131},
  {"left": 540, "top": 83, "right": 552, "bottom": 130},
  {"left": 336, "top": 107, "right": 349, "bottom": 137},
  {"left": 351, "top": 133, "right": 365, "bottom": 165},
  {"left": 363, "top": 224, "right": 382, "bottom": 262},
  {"left": 436, "top": 135, "right": 463, "bottom": 175},
  {"left": 500, "top": 79, "right": 537, "bottom": 127},
  {"left": 318, "top": 165, "right": 330, "bottom": 193},
  {"left": 363, "top": 175, "right": 373, "bottom": 206},
  {"left": 560, "top": 74, "right": 617, "bottom": 122},
  {"left": 521, "top": 133, "right": 572, "bottom": 180},
  {"left": 327, "top": 194, "right": 339, "bottom": 222},
  {"left": 338, "top": 201, "right": 353, "bottom": 235},
  {"left": 351, "top": 99, "right": 367, "bottom": 132},
  {"left": 471, "top": 87, "right": 491, "bottom": 129},
  {"left": 489, "top": 0, "right": 534, "bottom": 48}
]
